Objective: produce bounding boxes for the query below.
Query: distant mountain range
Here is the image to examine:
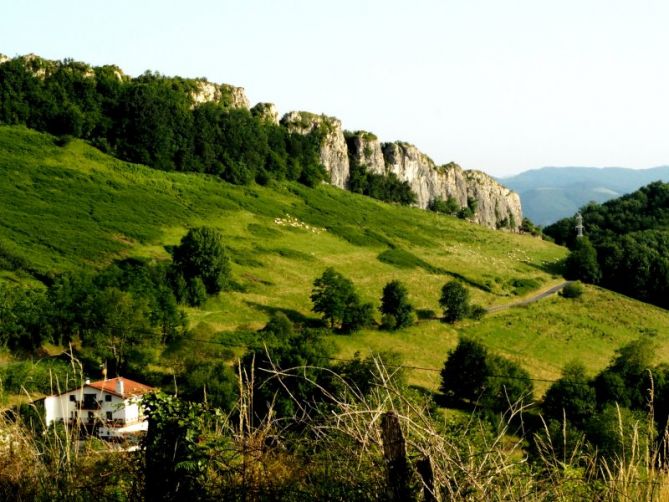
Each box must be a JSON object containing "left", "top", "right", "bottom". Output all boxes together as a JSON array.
[{"left": 499, "top": 166, "right": 669, "bottom": 226}]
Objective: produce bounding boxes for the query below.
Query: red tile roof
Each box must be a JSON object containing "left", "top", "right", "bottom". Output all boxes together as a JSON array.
[{"left": 87, "top": 377, "right": 154, "bottom": 398}]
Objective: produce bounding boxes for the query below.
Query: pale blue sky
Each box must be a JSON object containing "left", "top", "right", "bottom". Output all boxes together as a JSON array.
[{"left": 2, "top": 0, "right": 668, "bottom": 176}]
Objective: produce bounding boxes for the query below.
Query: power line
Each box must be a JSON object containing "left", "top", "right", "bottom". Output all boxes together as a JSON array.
[{"left": 180, "top": 336, "right": 592, "bottom": 386}]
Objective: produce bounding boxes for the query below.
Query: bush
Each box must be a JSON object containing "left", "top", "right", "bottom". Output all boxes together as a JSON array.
[
  {"left": 428, "top": 195, "right": 460, "bottom": 215},
  {"left": 468, "top": 304, "right": 486, "bottom": 320},
  {"left": 560, "top": 281, "right": 584, "bottom": 298}
]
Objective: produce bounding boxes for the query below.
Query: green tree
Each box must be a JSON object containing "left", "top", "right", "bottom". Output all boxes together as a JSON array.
[
  {"left": 241, "top": 327, "right": 335, "bottom": 420},
  {"left": 440, "top": 337, "right": 533, "bottom": 411},
  {"left": 593, "top": 337, "right": 658, "bottom": 410},
  {"left": 311, "top": 268, "right": 372, "bottom": 331},
  {"left": 440, "top": 337, "right": 489, "bottom": 402},
  {"left": 81, "top": 287, "right": 158, "bottom": 375},
  {"left": 172, "top": 227, "right": 231, "bottom": 300},
  {"left": 483, "top": 355, "right": 533, "bottom": 411},
  {"left": 586, "top": 405, "right": 654, "bottom": 462},
  {"left": 439, "top": 280, "right": 470, "bottom": 323},
  {"left": 542, "top": 361, "right": 596, "bottom": 429},
  {"left": 565, "top": 237, "right": 601, "bottom": 284},
  {"left": 379, "top": 280, "right": 414, "bottom": 330}
]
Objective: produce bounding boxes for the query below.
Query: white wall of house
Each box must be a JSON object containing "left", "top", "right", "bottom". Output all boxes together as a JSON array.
[{"left": 43, "top": 384, "right": 148, "bottom": 439}]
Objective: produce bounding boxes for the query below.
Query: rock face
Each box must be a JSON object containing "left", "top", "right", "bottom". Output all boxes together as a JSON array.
[
  {"left": 250, "top": 102, "right": 279, "bottom": 125},
  {"left": 281, "top": 111, "right": 349, "bottom": 188},
  {"left": 190, "top": 80, "right": 249, "bottom": 109},
  {"left": 465, "top": 171, "right": 522, "bottom": 228},
  {"left": 345, "top": 131, "right": 385, "bottom": 174},
  {"left": 345, "top": 131, "right": 521, "bottom": 229}
]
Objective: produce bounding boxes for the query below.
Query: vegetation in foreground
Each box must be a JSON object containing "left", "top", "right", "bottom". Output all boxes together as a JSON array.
[{"left": 3, "top": 342, "right": 669, "bottom": 501}]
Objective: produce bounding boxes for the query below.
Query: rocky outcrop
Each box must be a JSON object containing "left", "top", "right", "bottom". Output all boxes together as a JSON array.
[
  {"left": 281, "top": 112, "right": 349, "bottom": 188},
  {"left": 251, "top": 102, "right": 279, "bottom": 125},
  {"left": 190, "top": 80, "right": 249, "bottom": 109},
  {"left": 345, "top": 131, "right": 521, "bottom": 229},
  {"left": 381, "top": 142, "right": 470, "bottom": 210},
  {"left": 465, "top": 170, "right": 522, "bottom": 228},
  {"left": 345, "top": 131, "right": 385, "bottom": 174}
]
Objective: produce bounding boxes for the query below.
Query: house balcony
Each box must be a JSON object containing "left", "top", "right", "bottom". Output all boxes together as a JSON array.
[{"left": 75, "top": 400, "right": 102, "bottom": 410}]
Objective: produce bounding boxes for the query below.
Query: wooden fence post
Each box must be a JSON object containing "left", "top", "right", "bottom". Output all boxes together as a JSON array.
[
  {"left": 416, "top": 456, "right": 437, "bottom": 502},
  {"left": 381, "top": 411, "right": 412, "bottom": 501}
]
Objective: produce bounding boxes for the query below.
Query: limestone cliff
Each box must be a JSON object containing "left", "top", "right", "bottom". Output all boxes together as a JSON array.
[
  {"left": 345, "top": 131, "right": 385, "bottom": 173},
  {"left": 280, "top": 111, "right": 349, "bottom": 189},
  {"left": 250, "top": 102, "right": 279, "bottom": 125},
  {"left": 190, "top": 80, "right": 249, "bottom": 109},
  {"left": 346, "top": 131, "right": 521, "bottom": 229},
  {"left": 465, "top": 170, "right": 522, "bottom": 229}
]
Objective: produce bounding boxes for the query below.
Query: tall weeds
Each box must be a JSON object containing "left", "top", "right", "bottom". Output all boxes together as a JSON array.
[{"left": 1, "top": 355, "right": 669, "bottom": 500}]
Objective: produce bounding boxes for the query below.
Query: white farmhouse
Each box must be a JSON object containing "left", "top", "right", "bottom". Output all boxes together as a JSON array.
[{"left": 43, "top": 376, "right": 154, "bottom": 439}]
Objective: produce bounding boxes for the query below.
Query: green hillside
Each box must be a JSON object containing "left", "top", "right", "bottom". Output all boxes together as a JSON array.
[{"left": 3, "top": 125, "right": 669, "bottom": 393}]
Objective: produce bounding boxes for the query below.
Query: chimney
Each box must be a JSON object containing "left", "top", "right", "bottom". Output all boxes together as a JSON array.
[{"left": 115, "top": 378, "right": 124, "bottom": 395}]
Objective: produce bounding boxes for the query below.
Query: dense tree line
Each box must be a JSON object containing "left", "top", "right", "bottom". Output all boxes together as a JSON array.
[
  {"left": 0, "top": 57, "right": 326, "bottom": 187},
  {"left": 0, "top": 226, "right": 231, "bottom": 376},
  {"left": 545, "top": 182, "right": 669, "bottom": 309},
  {"left": 440, "top": 335, "right": 669, "bottom": 462},
  {"left": 539, "top": 336, "right": 669, "bottom": 461},
  {"left": 0, "top": 56, "right": 423, "bottom": 198}
]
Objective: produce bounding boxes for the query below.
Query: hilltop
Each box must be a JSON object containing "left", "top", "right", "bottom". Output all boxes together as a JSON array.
[{"left": 0, "top": 53, "right": 521, "bottom": 230}]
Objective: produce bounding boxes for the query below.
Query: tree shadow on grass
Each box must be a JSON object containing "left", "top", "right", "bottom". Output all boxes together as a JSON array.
[{"left": 243, "top": 301, "right": 325, "bottom": 328}]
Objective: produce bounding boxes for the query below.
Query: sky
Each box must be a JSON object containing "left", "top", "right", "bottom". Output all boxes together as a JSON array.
[{"left": 1, "top": 0, "right": 668, "bottom": 177}]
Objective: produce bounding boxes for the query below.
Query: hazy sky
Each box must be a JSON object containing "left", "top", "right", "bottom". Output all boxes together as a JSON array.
[{"left": 2, "top": 0, "right": 668, "bottom": 176}]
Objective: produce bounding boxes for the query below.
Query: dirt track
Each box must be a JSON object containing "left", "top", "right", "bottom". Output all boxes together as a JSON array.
[{"left": 486, "top": 281, "right": 572, "bottom": 313}]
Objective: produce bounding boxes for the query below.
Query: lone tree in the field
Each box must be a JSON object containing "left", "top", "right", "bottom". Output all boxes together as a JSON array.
[
  {"left": 311, "top": 268, "right": 373, "bottom": 332},
  {"left": 439, "top": 280, "right": 470, "bottom": 323},
  {"left": 379, "top": 280, "right": 414, "bottom": 330},
  {"left": 172, "top": 227, "right": 231, "bottom": 300}
]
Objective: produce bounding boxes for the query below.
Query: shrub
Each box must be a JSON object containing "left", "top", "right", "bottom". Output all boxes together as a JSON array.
[
  {"left": 468, "top": 304, "right": 486, "bottom": 320},
  {"left": 560, "top": 281, "right": 584, "bottom": 298}
]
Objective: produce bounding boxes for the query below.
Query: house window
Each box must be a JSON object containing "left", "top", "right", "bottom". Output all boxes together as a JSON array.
[
  {"left": 105, "top": 395, "right": 112, "bottom": 402},
  {"left": 69, "top": 395, "right": 76, "bottom": 402},
  {"left": 106, "top": 412, "right": 112, "bottom": 420}
]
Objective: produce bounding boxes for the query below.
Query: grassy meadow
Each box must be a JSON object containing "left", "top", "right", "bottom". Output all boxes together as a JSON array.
[{"left": 3, "top": 125, "right": 669, "bottom": 396}]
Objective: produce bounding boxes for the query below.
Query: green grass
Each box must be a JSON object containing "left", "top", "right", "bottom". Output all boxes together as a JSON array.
[
  {"left": 333, "top": 285, "right": 669, "bottom": 395},
  {"left": 3, "top": 125, "right": 669, "bottom": 396}
]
